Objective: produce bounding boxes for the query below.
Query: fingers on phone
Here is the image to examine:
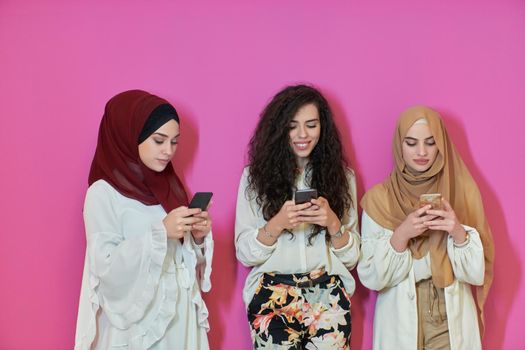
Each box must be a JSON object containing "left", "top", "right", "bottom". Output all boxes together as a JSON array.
[
  {"left": 189, "top": 208, "right": 202, "bottom": 215},
  {"left": 416, "top": 205, "right": 431, "bottom": 216}
]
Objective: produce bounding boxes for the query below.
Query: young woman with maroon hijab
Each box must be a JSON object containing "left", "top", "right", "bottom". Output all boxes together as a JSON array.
[{"left": 75, "top": 90, "right": 213, "bottom": 350}]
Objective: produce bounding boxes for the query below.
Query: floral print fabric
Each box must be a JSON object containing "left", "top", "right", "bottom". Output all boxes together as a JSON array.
[{"left": 248, "top": 271, "right": 351, "bottom": 349}]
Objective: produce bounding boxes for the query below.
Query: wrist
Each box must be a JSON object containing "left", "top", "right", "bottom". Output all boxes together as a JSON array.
[
  {"left": 192, "top": 234, "right": 205, "bottom": 245},
  {"left": 391, "top": 229, "right": 409, "bottom": 252},
  {"left": 450, "top": 225, "right": 467, "bottom": 244},
  {"left": 327, "top": 219, "right": 341, "bottom": 236},
  {"left": 266, "top": 220, "right": 282, "bottom": 237}
]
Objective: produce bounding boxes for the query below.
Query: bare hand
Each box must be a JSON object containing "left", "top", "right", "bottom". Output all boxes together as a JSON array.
[
  {"left": 191, "top": 201, "right": 213, "bottom": 244},
  {"left": 390, "top": 205, "right": 436, "bottom": 252},
  {"left": 297, "top": 196, "right": 341, "bottom": 235},
  {"left": 424, "top": 199, "right": 466, "bottom": 243},
  {"left": 265, "top": 200, "right": 313, "bottom": 237},
  {"left": 395, "top": 205, "right": 437, "bottom": 240},
  {"left": 163, "top": 206, "right": 205, "bottom": 240}
]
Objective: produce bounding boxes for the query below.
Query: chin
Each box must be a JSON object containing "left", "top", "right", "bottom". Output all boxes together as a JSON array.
[
  {"left": 147, "top": 164, "right": 168, "bottom": 172},
  {"left": 409, "top": 164, "right": 431, "bottom": 172},
  {"left": 295, "top": 150, "right": 313, "bottom": 159}
]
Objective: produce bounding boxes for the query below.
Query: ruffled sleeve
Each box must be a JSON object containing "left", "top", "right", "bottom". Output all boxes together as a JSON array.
[
  {"left": 357, "top": 211, "right": 412, "bottom": 291},
  {"left": 235, "top": 168, "right": 277, "bottom": 267},
  {"left": 330, "top": 169, "right": 361, "bottom": 269},
  {"left": 447, "top": 224, "right": 485, "bottom": 286},
  {"left": 83, "top": 181, "right": 167, "bottom": 329},
  {"left": 192, "top": 231, "right": 213, "bottom": 293},
  {"left": 74, "top": 252, "right": 99, "bottom": 350}
]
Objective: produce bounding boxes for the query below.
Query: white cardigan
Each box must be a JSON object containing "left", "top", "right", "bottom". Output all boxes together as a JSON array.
[
  {"left": 75, "top": 180, "right": 213, "bottom": 350},
  {"left": 357, "top": 211, "right": 484, "bottom": 350}
]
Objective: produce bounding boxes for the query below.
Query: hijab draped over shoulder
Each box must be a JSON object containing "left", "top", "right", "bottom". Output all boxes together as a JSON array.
[
  {"left": 361, "top": 106, "right": 494, "bottom": 334},
  {"left": 88, "top": 89, "right": 187, "bottom": 212}
]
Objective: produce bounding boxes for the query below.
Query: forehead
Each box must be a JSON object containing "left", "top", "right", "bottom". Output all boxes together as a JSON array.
[
  {"left": 405, "top": 122, "right": 433, "bottom": 139},
  {"left": 155, "top": 119, "right": 180, "bottom": 135},
  {"left": 292, "top": 103, "right": 319, "bottom": 121}
]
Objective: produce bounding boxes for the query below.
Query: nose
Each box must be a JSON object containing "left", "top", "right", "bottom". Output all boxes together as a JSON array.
[
  {"left": 417, "top": 142, "right": 428, "bottom": 156},
  {"left": 163, "top": 143, "right": 174, "bottom": 157},
  {"left": 298, "top": 124, "right": 308, "bottom": 138}
]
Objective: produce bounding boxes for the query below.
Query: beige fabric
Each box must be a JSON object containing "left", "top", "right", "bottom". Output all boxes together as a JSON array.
[
  {"left": 417, "top": 279, "right": 450, "bottom": 350},
  {"left": 361, "top": 106, "right": 494, "bottom": 334}
]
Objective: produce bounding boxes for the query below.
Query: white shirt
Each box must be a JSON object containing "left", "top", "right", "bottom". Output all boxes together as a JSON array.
[
  {"left": 75, "top": 180, "right": 213, "bottom": 350},
  {"left": 235, "top": 167, "right": 360, "bottom": 307},
  {"left": 357, "top": 211, "right": 484, "bottom": 350}
]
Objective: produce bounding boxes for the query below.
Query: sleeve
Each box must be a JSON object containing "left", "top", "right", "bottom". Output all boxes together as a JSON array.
[
  {"left": 234, "top": 168, "right": 277, "bottom": 267},
  {"left": 357, "top": 211, "right": 413, "bottom": 291},
  {"left": 447, "top": 224, "right": 485, "bottom": 286},
  {"left": 84, "top": 182, "right": 168, "bottom": 329},
  {"left": 330, "top": 170, "right": 361, "bottom": 269},
  {"left": 192, "top": 231, "right": 213, "bottom": 293}
]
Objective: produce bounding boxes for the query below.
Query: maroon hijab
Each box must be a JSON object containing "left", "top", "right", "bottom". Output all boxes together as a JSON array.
[{"left": 88, "top": 90, "right": 188, "bottom": 212}]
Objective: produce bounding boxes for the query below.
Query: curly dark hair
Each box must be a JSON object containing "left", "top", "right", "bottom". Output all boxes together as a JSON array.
[{"left": 247, "top": 84, "right": 352, "bottom": 242}]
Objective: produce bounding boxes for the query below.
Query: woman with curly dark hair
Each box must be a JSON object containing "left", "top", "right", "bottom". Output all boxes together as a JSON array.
[{"left": 235, "top": 84, "right": 360, "bottom": 349}]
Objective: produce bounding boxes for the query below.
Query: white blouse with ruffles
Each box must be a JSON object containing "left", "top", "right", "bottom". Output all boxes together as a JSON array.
[
  {"left": 235, "top": 167, "right": 360, "bottom": 308},
  {"left": 75, "top": 180, "right": 213, "bottom": 350}
]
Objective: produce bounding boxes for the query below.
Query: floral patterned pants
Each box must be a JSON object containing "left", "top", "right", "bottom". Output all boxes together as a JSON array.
[{"left": 248, "top": 271, "right": 351, "bottom": 349}]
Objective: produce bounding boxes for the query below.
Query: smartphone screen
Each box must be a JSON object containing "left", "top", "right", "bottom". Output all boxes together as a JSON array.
[
  {"left": 419, "top": 193, "right": 442, "bottom": 210},
  {"left": 294, "top": 189, "right": 318, "bottom": 204},
  {"left": 188, "top": 192, "right": 213, "bottom": 211}
]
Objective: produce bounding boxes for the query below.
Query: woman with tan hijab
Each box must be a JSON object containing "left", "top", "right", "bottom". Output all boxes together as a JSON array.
[{"left": 357, "top": 106, "right": 494, "bottom": 350}]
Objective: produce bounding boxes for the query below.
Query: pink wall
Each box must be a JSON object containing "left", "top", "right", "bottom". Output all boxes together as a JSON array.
[{"left": 1, "top": 0, "right": 524, "bottom": 348}]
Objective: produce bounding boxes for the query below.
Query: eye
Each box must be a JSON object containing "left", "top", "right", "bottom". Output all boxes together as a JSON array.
[
  {"left": 425, "top": 139, "right": 436, "bottom": 146},
  {"left": 405, "top": 140, "right": 417, "bottom": 147},
  {"left": 171, "top": 140, "right": 178, "bottom": 145},
  {"left": 289, "top": 123, "right": 297, "bottom": 130},
  {"left": 154, "top": 139, "right": 164, "bottom": 145},
  {"left": 306, "top": 122, "right": 318, "bottom": 128}
]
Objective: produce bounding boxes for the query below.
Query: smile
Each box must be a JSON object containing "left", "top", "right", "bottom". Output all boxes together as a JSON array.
[{"left": 293, "top": 141, "right": 310, "bottom": 150}]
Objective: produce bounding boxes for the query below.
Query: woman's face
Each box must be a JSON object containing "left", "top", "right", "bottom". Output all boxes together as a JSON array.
[
  {"left": 138, "top": 119, "right": 180, "bottom": 172},
  {"left": 402, "top": 121, "right": 438, "bottom": 172},
  {"left": 288, "top": 103, "right": 321, "bottom": 167}
]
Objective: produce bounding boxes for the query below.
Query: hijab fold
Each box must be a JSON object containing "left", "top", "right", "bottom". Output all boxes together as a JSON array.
[
  {"left": 361, "top": 106, "right": 494, "bottom": 335},
  {"left": 88, "top": 90, "right": 187, "bottom": 213}
]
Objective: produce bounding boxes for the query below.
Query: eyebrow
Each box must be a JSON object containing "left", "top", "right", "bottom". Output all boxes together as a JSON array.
[
  {"left": 404, "top": 136, "right": 435, "bottom": 141},
  {"left": 153, "top": 132, "right": 180, "bottom": 138},
  {"left": 290, "top": 118, "right": 320, "bottom": 123}
]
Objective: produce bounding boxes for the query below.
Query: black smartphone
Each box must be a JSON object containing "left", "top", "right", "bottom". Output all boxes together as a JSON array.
[
  {"left": 294, "top": 189, "right": 318, "bottom": 204},
  {"left": 188, "top": 192, "right": 213, "bottom": 211}
]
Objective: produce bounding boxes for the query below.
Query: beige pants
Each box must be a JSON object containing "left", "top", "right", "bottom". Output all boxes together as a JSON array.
[{"left": 416, "top": 279, "right": 451, "bottom": 350}]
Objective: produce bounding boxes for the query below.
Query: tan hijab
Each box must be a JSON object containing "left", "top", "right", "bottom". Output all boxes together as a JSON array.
[{"left": 361, "top": 106, "right": 494, "bottom": 335}]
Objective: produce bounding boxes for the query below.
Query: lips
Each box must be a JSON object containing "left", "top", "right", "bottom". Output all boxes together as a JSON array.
[
  {"left": 293, "top": 141, "right": 310, "bottom": 150},
  {"left": 414, "top": 159, "right": 429, "bottom": 165}
]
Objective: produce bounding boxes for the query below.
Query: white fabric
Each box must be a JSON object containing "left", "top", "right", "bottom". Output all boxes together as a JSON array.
[
  {"left": 75, "top": 180, "right": 213, "bottom": 350},
  {"left": 413, "top": 254, "right": 432, "bottom": 282},
  {"left": 357, "top": 211, "right": 484, "bottom": 350},
  {"left": 235, "top": 167, "right": 360, "bottom": 307}
]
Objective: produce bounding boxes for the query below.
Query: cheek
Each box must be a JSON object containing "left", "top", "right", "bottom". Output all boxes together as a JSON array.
[
  {"left": 401, "top": 145, "right": 411, "bottom": 160},
  {"left": 309, "top": 127, "right": 321, "bottom": 143},
  {"left": 429, "top": 147, "right": 439, "bottom": 162},
  {"left": 288, "top": 129, "right": 296, "bottom": 142}
]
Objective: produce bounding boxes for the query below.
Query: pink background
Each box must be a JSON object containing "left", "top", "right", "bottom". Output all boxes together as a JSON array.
[{"left": 1, "top": 0, "right": 524, "bottom": 349}]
